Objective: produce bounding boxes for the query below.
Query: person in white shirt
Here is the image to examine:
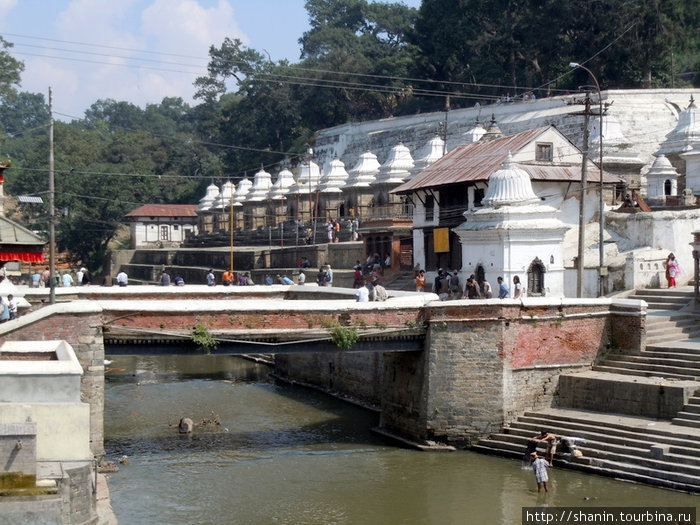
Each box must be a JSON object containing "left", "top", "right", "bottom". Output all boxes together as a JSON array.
[
  {"left": 61, "top": 272, "right": 74, "bottom": 287},
  {"left": 355, "top": 282, "right": 369, "bottom": 302},
  {"left": 513, "top": 275, "right": 524, "bottom": 299},
  {"left": 7, "top": 294, "right": 18, "bottom": 319},
  {"left": 297, "top": 270, "right": 306, "bottom": 285},
  {"left": 116, "top": 271, "right": 128, "bottom": 287}
]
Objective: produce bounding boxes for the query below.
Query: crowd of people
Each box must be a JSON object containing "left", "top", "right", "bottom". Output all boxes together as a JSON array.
[
  {"left": 29, "top": 266, "right": 92, "bottom": 288},
  {"left": 351, "top": 255, "right": 391, "bottom": 302},
  {"left": 416, "top": 268, "right": 524, "bottom": 301}
]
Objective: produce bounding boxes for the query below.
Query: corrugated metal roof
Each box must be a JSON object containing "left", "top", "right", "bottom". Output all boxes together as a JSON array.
[
  {"left": 393, "top": 126, "right": 619, "bottom": 193},
  {"left": 125, "top": 204, "right": 198, "bottom": 218},
  {"left": 0, "top": 215, "right": 46, "bottom": 245}
]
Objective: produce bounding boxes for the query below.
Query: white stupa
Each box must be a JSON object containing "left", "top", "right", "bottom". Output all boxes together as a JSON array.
[
  {"left": 410, "top": 135, "right": 445, "bottom": 179},
  {"left": 268, "top": 167, "right": 296, "bottom": 201},
  {"left": 657, "top": 96, "right": 700, "bottom": 158},
  {"left": 372, "top": 142, "right": 415, "bottom": 187},
  {"left": 197, "top": 183, "right": 220, "bottom": 213},
  {"left": 645, "top": 154, "right": 679, "bottom": 200},
  {"left": 247, "top": 167, "right": 273, "bottom": 202},
  {"left": 454, "top": 153, "right": 569, "bottom": 297},
  {"left": 233, "top": 177, "right": 252, "bottom": 205},
  {"left": 319, "top": 156, "right": 350, "bottom": 194},
  {"left": 343, "top": 151, "right": 381, "bottom": 189}
]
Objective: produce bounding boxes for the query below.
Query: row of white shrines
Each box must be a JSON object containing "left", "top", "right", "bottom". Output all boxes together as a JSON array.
[{"left": 128, "top": 90, "right": 700, "bottom": 298}]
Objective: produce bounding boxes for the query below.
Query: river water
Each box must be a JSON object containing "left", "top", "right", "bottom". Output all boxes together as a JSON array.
[{"left": 104, "top": 355, "right": 697, "bottom": 525}]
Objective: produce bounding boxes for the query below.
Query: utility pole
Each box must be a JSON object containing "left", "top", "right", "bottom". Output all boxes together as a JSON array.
[
  {"left": 569, "top": 90, "right": 592, "bottom": 298},
  {"left": 228, "top": 181, "right": 234, "bottom": 275},
  {"left": 442, "top": 95, "right": 450, "bottom": 155},
  {"left": 48, "top": 87, "right": 56, "bottom": 305},
  {"left": 570, "top": 62, "right": 608, "bottom": 298}
]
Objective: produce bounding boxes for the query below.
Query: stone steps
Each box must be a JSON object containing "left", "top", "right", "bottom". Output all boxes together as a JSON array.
[
  {"left": 473, "top": 409, "right": 700, "bottom": 492},
  {"left": 595, "top": 356, "right": 700, "bottom": 378},
  {"left": 673, "top": 396, "right": 700, "bottom": 429},
  {"left": 592, "top": 363, "right": 697, "bottom": 381},
  {"left": 644, "top": 313, "right": 700, "bottom": 345},
  {"left": 632, "top": 289, "right": 694, "bottom": 312},
  {"left": 383, "top": 272, "right": 417, "bottom": 292},
  {"left": 642, "top": 350, "right": 700, "bottom": 361}
]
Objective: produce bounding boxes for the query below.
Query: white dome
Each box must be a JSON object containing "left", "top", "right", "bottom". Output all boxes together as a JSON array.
[
  {"left": 320, "top": 156, "right": 349, "bottom": 193},
  {"left": 211, "top": 181, "right": 235, "bottom": 211},
  {"left": 646, "top": 154, "right": 678, "bottom": 179},
  {"left": 268, "top": 168, "right": 296, "bottom": 200},
  {"left": 197, "top": 183, "right": 220, "bottom": 212},
  {"left": 373, "top": 142, "right": 414, "bottom": 186},
  {"left": 234, "top": 178, "right": 252, "bottom": 204},
  {"left": 289, "top": 160, "right": 321, "bottom": 195},
  {"left": 658, "top": 96, "right": 700, "bottom": 155},
  {"left": 344, "top": 151, "right": 380, "bottom": 189},
  {"left": 247, "top": 167, "right": 273, "bottom": 202},
  {"left": 482, "top": 152, "right": 539, "bottom": 206},
  {"left": 412, "top": 135, "right": 445, "bottom": 175}
]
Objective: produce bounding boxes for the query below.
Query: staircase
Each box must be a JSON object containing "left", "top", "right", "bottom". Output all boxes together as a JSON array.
[
  {"left": 672, "top": 394, "right": 700, "bottom": 429},
  {"left": 383, "top": 271, "right": 417, "bottom": 291},
  {"left": 629, "top": 288, "right": 694, "bottom": 311},
  {"left": 474, "top": 409, "right": 700, "bottom": 492},
  {"left": 474, "top": 290, "right": 700, "bottom": 491},
  {"left": 645, "top": 312, "right": 700, "bottom": 345}
]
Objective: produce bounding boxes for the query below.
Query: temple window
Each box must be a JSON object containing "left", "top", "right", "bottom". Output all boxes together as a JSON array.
[{"left": 535, "top": 143, "right": 553, "bottom": 162}]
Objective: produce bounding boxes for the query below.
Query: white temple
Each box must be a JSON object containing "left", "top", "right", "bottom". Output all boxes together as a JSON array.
[{"left": 454, "top": 153, "right": 569, "bottom": 297}]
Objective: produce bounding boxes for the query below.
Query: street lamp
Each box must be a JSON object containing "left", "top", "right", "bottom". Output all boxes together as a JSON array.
[{"left": 570, "top": 62, "right": 605, "bottom": 297}]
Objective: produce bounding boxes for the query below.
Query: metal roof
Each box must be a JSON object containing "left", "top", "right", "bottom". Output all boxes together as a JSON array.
[
  {"left": 124, "top": 204, "right": 198, "bottom": 218},
  {"left": 0, "top": 215, "right": 46, "bottom": 245},
  {"left": 393, "top": 126, "right": 620, "bottom": 194}
]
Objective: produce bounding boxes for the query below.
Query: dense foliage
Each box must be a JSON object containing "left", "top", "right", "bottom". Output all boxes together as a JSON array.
[{"left": 0, "top": 0, "right": 698, "bottom": 270}]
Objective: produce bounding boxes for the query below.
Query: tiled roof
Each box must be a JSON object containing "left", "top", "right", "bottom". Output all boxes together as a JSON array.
[
  {"left": 125, "top": 204, "right": 198, "bottom": 218},
  {"left": 393, "top": 126, "right": 620, "bottom": 194}
]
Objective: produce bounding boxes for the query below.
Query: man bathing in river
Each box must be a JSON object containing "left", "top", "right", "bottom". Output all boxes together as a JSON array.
[
  {"left": 529, "top": 430, "right": 557, "bottom": 466},
  {"left": 530, "top": 451, "right": 549, "bottom": 492}
]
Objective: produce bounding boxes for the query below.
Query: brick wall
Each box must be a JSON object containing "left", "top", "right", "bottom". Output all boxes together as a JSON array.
[{"left": 377, "top": 300, "right": 642, "bottom": 446}]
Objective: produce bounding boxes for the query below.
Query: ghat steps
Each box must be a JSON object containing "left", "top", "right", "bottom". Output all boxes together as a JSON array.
[
  {"left": 475, "top": 297, "right": 700, "bottom": 491},
  {"left": 474, "top": 408, "right": 700, "bottom": 493},
  {"left": 630, "top": 288, "right": 695, "bottom": 312}
]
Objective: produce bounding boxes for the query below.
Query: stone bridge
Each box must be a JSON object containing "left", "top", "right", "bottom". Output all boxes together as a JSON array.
[{"left": 1, "top": 285, "right": 646, "bottom": 451}]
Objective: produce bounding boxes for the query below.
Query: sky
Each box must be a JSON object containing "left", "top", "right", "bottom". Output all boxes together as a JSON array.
[{"left": 0, "top": 0, "right": 420, "bottom": 121}]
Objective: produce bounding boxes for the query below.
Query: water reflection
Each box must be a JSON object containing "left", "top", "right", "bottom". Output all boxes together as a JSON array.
[{"left": 104, "top": 356, "right": 698, "bottom": 525}]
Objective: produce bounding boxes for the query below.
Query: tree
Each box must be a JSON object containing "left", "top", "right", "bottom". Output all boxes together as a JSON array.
[
  {"left": 0, "top": 36, "right": 24, "bottom": 103},
  {"left": 0, "top": 92, "right": 48, "bottom": 137},
  {"left": 411, "top": 0, "right": 700, "bottom": 98}
]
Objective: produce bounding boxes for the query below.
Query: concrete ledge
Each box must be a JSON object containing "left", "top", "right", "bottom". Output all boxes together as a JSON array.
[{"left": 558, "top": 370, "right": 700, "bottom": 419}]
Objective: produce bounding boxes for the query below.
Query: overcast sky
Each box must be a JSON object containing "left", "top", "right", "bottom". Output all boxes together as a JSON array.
[{"left": 0, "top": 0, "right": 420, "bottom": 120}]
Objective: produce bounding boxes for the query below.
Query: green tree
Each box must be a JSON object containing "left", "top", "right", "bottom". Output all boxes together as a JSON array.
[{"left": 0, "top": 36, "right": 24, "bottom": 103}]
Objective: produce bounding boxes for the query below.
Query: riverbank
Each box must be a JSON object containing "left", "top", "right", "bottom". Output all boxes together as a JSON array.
[{"left": 96, "top": 473, "right": 118, "bottom": 525}]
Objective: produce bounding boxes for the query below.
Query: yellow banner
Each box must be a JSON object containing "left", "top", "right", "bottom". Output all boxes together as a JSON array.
[{"left": 433, "top": 228, "right": 450, "bottom": 253}]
